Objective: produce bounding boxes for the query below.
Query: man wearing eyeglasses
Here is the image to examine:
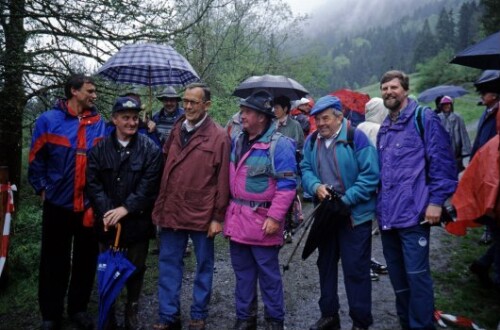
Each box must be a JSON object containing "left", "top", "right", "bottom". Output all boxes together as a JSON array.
[{"left": 152, "top": 83, "right": 230, "bottom": 330}]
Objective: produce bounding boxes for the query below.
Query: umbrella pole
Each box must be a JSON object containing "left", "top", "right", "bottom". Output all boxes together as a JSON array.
[{"left": 282, "top": 202, "right": 321, "bottom": 272}]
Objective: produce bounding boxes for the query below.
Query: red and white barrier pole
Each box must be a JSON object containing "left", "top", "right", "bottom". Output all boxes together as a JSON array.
[{"left": 0, "top": 183, "right": 16, "bottom": 278}]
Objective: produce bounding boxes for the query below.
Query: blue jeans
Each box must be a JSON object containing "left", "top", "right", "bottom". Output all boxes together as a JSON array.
[
  {"left": 381, "top": 224, "right": 435, "bottom": 330},
  {"left": 157, "top": 229, "right": 214, "bottom": 323}
]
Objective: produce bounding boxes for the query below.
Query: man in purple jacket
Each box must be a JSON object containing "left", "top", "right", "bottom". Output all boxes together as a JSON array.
[{"left": 376, "top": 70, "right": 457, "bottom": 330}]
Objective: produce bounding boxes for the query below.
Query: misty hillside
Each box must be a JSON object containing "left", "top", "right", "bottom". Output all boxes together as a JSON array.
[{"left": 288, "top": 0, "right": 481, "bottom": 93}]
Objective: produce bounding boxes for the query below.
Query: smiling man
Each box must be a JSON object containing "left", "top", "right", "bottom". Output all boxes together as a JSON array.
[
  {"left": 86, "top": 96, "right": 162, "bottom": 329},
  {"left": 152, "top": 83, "right": 230, "bottom": 330},
  {"left": 376, "top": 70, "right": 457, "bottom": 330},
  {"left": 300, "top": 95, "right": 379, "bottom": 330},
  {"left": 28, "top": 74, "right": 106, "bottom": 330}
]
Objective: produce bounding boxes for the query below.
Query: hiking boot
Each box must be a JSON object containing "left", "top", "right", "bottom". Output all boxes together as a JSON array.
[
  {"left": 265, "top": 319, "right": 284, "bottom": 330},
  {"left": 370, "top": 269, "right": 379, "bottom": 281},
  {"left": 234, "top": 318, "right": 257, "bottom": 330},
  {"left": 371, "top": 258, "right": 388, "bottom": 274},
  {"left": 41, "top": 320, "right": 61, "bottom": 330},
  {"left": 479, "top": 231, "right": 492, "bottom": 245},
  {"left": 309, "top": 315, "right": 341, "bottom": 330},
  {"left": 469, "top": 261, "right": 492, "bottom": 287},
  {"left": 153, "top": 320, "right": 182, "bottom": 330},
  {"left": 188, "top": 319, "right": 206, "bottom": 330},
  {"left": 70, "top": 312, "right": 95, "bottom": 330},
  {"left": 124, "top": 302, "right": 139, "bottom": 329}
]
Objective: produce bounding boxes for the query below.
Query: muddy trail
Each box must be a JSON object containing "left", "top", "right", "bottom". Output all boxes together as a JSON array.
[{"left": 2, "top": 201, "right": 453, "bottom": 330}]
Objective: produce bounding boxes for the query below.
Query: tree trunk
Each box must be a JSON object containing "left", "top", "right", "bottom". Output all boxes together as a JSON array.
[{"left": 0, "top": 0, "right": 27, "bottom": 188}]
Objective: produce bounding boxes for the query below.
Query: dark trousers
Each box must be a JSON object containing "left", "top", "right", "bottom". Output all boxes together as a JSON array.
[
  {"left": 381, "top": 224, "right": 435, "bottom": 330},
  {"left": 316, "top": 219, "right": 373, "bottom": 329},
  {"left": 39, "top": 201, "right": 98, "bottom": 321}
]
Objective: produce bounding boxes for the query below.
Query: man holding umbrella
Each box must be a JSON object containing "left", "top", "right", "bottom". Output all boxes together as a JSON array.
[
  {"left": 300, "top": 95, "right": 379, "bottom": 330},
  {"left": 152, "top": 86, "right": 185, "bottom": 145},
  {"left": 86, "top": 95, "right": 163, "bottom": 329},
  {"left": 152, "top": 83, "right": 230, "bottom": 330},
  {"left": 224, "top": 90, "right": 297, "bottom": 330}
]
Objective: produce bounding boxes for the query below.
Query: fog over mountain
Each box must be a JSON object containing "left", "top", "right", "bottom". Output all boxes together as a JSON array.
[{"left": 300, "top": 0, "right": 447, "bottom": 36}]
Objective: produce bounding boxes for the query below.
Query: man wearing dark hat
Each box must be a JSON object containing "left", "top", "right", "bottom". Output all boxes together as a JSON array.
[
  {"left": 469, "top": 70, "right": 500, "bottom": 277},
  {"left": 300, "top": 95, "right": 379, "bottom": 330},
  {"left": 87, "top": 96, "right": 163, "bottom": 329},
  {"left": 224, "top": 90, "right": 297, "bottom": 330},
  {"left": 152, "top": 83, "right": 230, "bottom": 330},
  {"left": 152, "top": 86, "right": 185, "bottom": 145}
]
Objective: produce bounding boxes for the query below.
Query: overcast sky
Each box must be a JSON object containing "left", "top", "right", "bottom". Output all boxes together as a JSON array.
[{"left": 285, "top": 0, "right": 323, "bottom": 14}]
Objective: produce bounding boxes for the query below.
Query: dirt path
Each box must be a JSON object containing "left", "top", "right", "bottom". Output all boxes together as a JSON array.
[{"left": 132, "top": 202, "right": 452, "bottom": 330}]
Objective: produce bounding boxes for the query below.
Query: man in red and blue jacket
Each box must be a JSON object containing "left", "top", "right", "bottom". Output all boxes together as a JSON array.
[{"left": 28, "top": 74, "right": 105, "bottom": 330}]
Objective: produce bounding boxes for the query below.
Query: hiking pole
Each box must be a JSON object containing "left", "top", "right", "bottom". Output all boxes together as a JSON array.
[{"left": 282, "top": 202, "right": 322, "bottom": 272}]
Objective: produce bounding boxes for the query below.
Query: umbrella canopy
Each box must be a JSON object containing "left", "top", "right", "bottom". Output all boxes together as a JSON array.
[
  {"left": 97, "top": 43, "right": 200, "bottom": 87},
  {"left": 417, "top": 85, "right": 469, "bottom": 103},
  {"left": 450, "top": 30, "right": 500, "bottom": 70},
  {"left": 232, "top": 74, "right": 309, "bottom": 99},
  {"left": 97, "top": 223, "right": 136, "bottom": 330},
  {"left": 330, "top": 89, "right": 370, "bottom": 115}
]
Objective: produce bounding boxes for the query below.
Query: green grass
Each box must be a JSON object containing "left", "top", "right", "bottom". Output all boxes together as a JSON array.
[{"left": 433, "top": 229, "right": 499, "bottom": 329}]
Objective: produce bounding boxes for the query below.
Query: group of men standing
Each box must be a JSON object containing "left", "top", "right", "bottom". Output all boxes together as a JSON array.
[{"left": 29, "top": 69, "right": 458, "bottom": 330}]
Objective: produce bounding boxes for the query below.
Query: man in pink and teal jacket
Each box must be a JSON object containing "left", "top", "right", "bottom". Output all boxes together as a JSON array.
[{"left": 224, "top": 90, "right": 297, "bottom": 330}]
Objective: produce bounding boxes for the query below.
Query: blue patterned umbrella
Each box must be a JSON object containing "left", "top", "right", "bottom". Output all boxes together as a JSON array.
[{"left": 97, "top": 43, "right": 200, "bottom": 87}]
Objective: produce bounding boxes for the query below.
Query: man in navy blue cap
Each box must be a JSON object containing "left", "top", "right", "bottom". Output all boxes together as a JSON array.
[
  {"left": 87, "top": 96, "right": 163, "bottom": 329},
  {"left": 224, "top": 90, "right": 297, "bottom": 330},
  {"left": 301, "top": 95, "right": 379, "bottom": 330}
]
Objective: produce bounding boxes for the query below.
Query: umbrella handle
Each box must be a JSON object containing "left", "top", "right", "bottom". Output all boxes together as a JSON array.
[{"left": 113, "top": 223, "right": 122, "bottom": 251}]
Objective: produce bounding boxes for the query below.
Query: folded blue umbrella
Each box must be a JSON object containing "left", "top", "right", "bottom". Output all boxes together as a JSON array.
[{"left": 97, "top": 224, "right": 136, "bottom": 330}]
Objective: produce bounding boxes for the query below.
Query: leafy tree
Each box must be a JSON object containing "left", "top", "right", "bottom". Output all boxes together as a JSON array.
[
  {"left": 480, "top": 0, "right": 500, "bottom": 35},
  {"left": 457, "top": 2, "right": 481, "bottom": 50},
  {"left": 0, "top": 0, "right": 221, "bottom": 188},
  {"left": 412, "top": 19, "right": 438, "bottom": 67},
  {"left": 435, "top": 8, "right": 456, "bottom": 49},
  {"left": 415, "top": 47, "right": 479, "bottom": 91}
]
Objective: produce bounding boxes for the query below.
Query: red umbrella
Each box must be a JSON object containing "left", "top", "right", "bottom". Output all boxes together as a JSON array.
[{"left": 330, "top": 89, "right": 370, "bottom": 115}]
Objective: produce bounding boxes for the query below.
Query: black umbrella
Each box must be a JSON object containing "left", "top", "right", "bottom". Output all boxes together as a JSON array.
[
  {"left": 301, "top": 192, "right": 350, "bottom": 261},
  {"left": 450, "top": 31, "right": 500, "bottom": 70},
  {"left": 232, "top": 74, "right": 309, "bottom": 99}
]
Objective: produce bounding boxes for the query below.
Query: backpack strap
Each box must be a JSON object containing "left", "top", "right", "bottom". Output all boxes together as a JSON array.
[{"left": 414, "top": 105, "right": 425, "bottom": 140}]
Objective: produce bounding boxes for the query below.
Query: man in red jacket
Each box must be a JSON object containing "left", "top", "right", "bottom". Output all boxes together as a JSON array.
[{"left": 152, "top": 83, "right": 230, "bottom": 330}]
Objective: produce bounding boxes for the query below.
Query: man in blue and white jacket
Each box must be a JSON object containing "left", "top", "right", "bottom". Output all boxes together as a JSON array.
[{"left": 301, "top": 95, "right": 379, "bottom": 330}]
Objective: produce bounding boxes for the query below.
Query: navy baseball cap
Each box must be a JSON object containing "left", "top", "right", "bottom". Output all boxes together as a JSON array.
[{"left": 112, "top": 96, "right": 142, "bottom": 114}]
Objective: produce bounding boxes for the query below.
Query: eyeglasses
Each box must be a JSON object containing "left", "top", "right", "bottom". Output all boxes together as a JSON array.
[{"left": 182, "top": 98, "right": 205, "bottom": 106}]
